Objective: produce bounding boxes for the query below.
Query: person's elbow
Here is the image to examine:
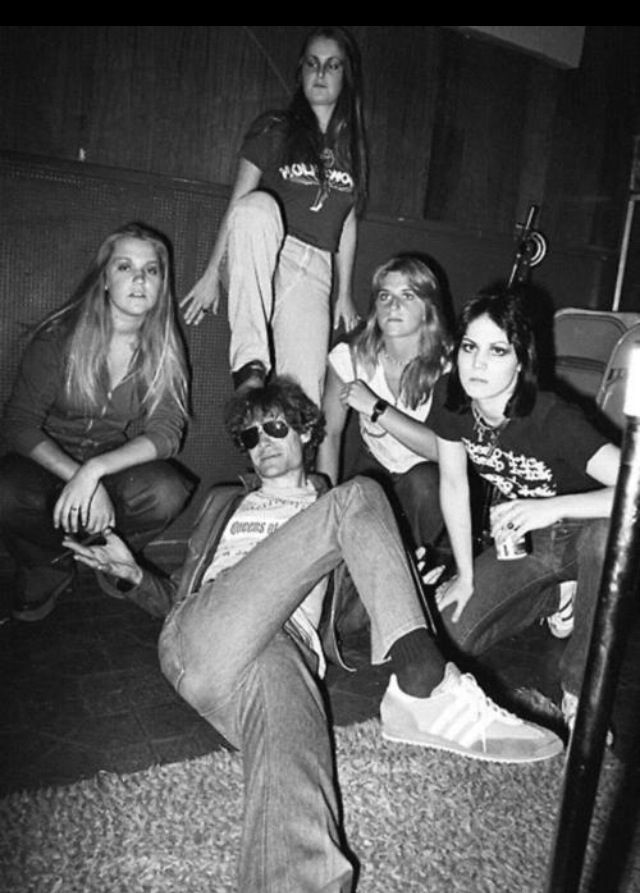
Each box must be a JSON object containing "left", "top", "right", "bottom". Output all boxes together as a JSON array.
[{"left": 145, "top": 431, "right": 178, "bottom": 460}]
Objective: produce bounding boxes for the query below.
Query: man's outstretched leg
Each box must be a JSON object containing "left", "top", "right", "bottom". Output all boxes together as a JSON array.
[
  {"left": 167, "top": 476, "right": 563, "bottom": 764},
  {"left": 237, "top": 636, "right": 353, "bottom": 893},
  {"left": 159, "top": 617, "right": 353, "bottom": 893}
]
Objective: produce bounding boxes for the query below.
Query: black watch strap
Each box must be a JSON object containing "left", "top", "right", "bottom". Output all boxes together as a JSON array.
[{"left": 371, "top": 398, "right": 389, "bottom": 423}]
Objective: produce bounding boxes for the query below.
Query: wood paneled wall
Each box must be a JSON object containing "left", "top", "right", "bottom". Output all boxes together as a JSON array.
[{"left": 2, "top": 25, "right": 640, "bottom": 303}]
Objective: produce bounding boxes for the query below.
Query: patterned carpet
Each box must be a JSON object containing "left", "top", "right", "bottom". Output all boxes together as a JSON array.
[{"left": 2, "top": 557, "right": 640, "bottom": 893}]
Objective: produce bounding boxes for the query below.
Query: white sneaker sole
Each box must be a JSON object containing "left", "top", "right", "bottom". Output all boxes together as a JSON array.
[
  {"left": 547, "top": 618, "right": 574, "bottom": 639},
  {"left": 381, "top": 726, "right": 564, "bottom": 764}
]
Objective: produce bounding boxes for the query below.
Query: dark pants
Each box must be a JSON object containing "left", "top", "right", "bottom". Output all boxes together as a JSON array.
[
  {"left": 440, "top": 518, "right": 609, "bottom": 697},
  {"left": 349, "top": 444, "right": 443, "bottom": 553},
  {"left": 0, "top": 452, "right": 195, "bottom": 604}
]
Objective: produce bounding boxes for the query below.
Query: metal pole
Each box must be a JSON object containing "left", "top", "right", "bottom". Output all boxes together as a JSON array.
[
  {"left": 545, "top": 414, "right": 640, "bottom": 893},
  {"left": 612, "top": 196, "right": 638, "bottom": 312}
]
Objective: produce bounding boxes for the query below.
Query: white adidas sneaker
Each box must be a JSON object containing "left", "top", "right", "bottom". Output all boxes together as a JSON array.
[{"left": 380, "top": 663, "right": 564, "bottom": 764}]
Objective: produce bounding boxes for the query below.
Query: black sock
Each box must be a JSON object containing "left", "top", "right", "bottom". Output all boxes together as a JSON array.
[{"left": 387, "top": 628, "right": 446, "bottom": 698}]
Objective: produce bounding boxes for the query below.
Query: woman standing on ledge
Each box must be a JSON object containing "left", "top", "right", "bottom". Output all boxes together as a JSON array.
[
  {"left": 181, "top": 25, "right": 368, "bottom": 404},
  {"left": 0, "top": 222, "right": 194, "bottom": 622}
]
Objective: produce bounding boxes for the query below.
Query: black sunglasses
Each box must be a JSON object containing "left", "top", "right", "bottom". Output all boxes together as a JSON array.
[{"left": 239, "top": 418, "right": 290, "bottom": 450}]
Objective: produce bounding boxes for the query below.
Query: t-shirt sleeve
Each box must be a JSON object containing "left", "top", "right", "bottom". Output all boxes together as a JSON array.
[
  {"left": 543, "top": 396, "right": 609, "bottom": 470},
  {"left": 327, "top": 341, "right": 356, "bottom": 383},
  {"left": 425, "top": 375, "right": 464, "bottom": 441},
  {"left": 240, "top": 115, "right": 285, "bottom": 173}
]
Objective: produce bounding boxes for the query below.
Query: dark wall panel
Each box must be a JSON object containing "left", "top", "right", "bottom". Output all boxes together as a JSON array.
[{"left": 3, "top": 25, "right": 640, "bottom": 283}]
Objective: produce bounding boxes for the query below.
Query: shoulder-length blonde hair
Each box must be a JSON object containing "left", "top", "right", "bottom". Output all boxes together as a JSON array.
[
  {"left": 35, "top": 221, "right": 189, "bottom": 419},
  {"left": 351, "top": 254, "right": 451, "bottom": 409}
]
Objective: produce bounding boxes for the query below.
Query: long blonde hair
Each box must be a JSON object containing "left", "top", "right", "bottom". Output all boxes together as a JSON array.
[
  {"left": 35, "top": 222, "right": 189, "bottom": 419},
  {"left": 352, "top": 254, "right": 451, "bottom": 409}
]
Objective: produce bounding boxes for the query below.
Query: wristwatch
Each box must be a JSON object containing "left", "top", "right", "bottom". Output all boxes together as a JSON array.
[{"left": 370, "top": 398, "right": 389, "bottom": 423}]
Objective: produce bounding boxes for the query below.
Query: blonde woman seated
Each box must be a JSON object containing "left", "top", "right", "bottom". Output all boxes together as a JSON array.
[
  {"left": 317, "top": 254, "right": 451, "bottom": 553},
  {"left": 0, "top": 222, "right": 194, "bottom": 622}
]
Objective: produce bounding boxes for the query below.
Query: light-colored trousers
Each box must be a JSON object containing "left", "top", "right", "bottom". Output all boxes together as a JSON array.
[
  {"left": 158, "top": 477, "right": 434, "bottom": 892},
  {"left": 226, "top": 190, "right": 333, "bottom": 405}
]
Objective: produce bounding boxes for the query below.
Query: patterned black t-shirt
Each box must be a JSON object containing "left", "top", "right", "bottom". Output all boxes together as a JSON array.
[
  {"left": 241, "top": 116, "right": 355, "bottom": 253},
  {"left": 427, "top": 375, "right": 608, "bottom": 499}
]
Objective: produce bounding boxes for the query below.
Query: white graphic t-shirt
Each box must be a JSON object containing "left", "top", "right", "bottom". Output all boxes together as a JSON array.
[{"left": 201, "top": 481, "right": 329, "bottom": 675}]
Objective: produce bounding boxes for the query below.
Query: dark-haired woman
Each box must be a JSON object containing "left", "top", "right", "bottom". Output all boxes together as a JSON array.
[
  {"left": 181, "top": 25, "right": 368, "bottom": 404},
  {"left": 0, "top": 222, "right": 194, "bottom": 621},
  {"left": 428, "top": 290, "right": 620, "bottom": 732}
]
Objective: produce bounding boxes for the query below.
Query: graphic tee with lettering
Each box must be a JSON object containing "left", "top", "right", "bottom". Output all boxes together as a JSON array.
[
  {"left": 241, "top": 115, "right": 355, "bottom": 252},
  {"left": 427, "top": 375, "right": 608, "bottom": 499}
]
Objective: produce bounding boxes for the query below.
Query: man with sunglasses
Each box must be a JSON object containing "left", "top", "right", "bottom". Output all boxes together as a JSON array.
[{"left": 64, "top": 376, "right": 562, "bottom": 893}]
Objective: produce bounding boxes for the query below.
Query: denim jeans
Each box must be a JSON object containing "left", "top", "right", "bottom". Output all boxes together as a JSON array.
[
  {"left": 440, "top": 517, "right": 610, "bottom": 696},
  {"left": 0, "top": 452, "right": 194, "bottom": 601},
  {"left": 226, "top": 191, "right": 333, "bottom": 405},
  {"left": 158, "top": 476, "right": 435, "bottom": 893}
]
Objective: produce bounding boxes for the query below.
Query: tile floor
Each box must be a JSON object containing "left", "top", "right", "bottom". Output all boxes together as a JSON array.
[{"left": 1, "top": 559, "right": 639, "bottom": 797}]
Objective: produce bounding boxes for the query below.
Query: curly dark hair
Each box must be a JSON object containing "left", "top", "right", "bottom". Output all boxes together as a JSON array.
[{"left": 224, "top": 376, "right": 326, "bottom": 471}]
